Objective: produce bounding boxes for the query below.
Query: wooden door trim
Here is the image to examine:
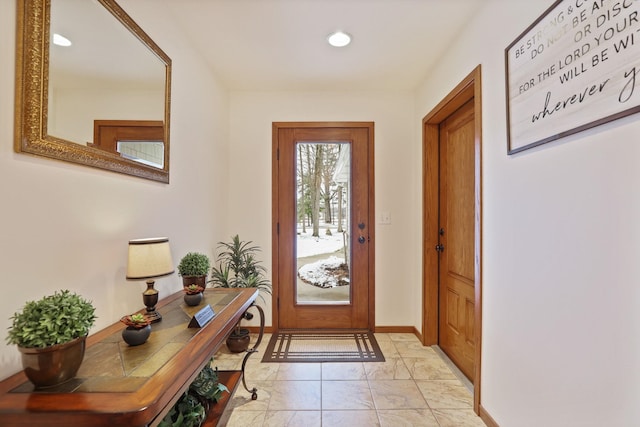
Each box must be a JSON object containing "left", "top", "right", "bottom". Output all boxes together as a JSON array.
[
  {"left": 271, "top": 121, "right": 376, "bottom": 332},
  {"left": 92, "top": 120, "right": 164, "bottom": 153},
  {"left": 421, "top": 66, "right": 482, "bottom": 412}
]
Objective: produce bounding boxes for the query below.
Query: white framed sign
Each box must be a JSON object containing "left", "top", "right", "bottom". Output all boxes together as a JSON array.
[{"left": 505, "top": 0, "right": 640, "bottom": 154}]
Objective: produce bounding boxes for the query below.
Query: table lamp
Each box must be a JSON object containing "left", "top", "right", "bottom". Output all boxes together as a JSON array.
[{"left": 126, "top": 237, "right": 174, "bottom": 323}]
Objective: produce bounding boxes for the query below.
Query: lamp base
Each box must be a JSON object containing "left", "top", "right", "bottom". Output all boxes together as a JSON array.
[
  {"left": 145, "top": 308, "right": 162, "bottom": 323},
  {"left": 142, "top": 280, "right": 162, "bottom": 323}
]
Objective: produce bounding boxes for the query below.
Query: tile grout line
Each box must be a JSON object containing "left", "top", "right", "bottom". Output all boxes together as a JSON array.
[
  {"left": 431, "top": 345, "right": 474, "bottom": 394},
  {"left": 220, "top": 333, "right": 483, "bottom": 426}
]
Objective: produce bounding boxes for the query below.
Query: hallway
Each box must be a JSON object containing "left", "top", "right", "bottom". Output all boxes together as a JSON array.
[{"left": 214, "top": 332, "right": 486, "bottom": 426}]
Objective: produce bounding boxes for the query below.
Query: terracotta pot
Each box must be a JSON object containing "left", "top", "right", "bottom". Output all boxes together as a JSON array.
[
  {"left": 18, "top": 335, "right": 87, "bottom": 388},
  {"left": 181, "top": 275, "right": 207, "bottom": 288},
  {"left": 122, "top": 324, "right": 151, "bottom": 346},
  {"left": 226, "top": 328, "right": 250, "bottom": 353},
  {"left": 184, "top": 292, "right": 203, "bottom": 306}
]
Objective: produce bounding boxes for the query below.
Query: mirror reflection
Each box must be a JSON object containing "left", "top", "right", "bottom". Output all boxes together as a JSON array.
[{"left": 15, "top": 0, "right": 171, "bottom": 182}]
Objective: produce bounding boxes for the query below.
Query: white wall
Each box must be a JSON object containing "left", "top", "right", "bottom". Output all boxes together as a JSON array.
[
  {"left": 414, "top": 1, "right": 640, "bottom": 425},
  {"left": 0, "top": 0, "right": 230, "bottom": 380},
  {"left": 49, "top": 85, "right": 164, "bottom": 144},
  {"left": 228, "top": 91, "right": 423, "bottom": 329}
]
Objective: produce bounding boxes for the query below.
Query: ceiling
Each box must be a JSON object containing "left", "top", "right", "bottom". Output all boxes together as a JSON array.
[{"left": 163, "top": 0, "right": 485, "bottom": 91}]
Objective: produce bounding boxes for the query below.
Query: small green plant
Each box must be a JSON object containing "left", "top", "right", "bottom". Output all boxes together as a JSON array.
[
  {"left": 177, "top": 252, "right": 211, "bottom": 277},
  {"left": 6, "top": 290, "right": 96, "bottom": 348},
  {"left": 183, "top": 284, "right": 204, "bottom": 295},
  {"left": 158, "top": 359, "right": 228, "bottom": 427},
  {"left": 209, "top": 235, "right": 272, "bottom": 300},
  {"left": 158, "top": 391, "right": 206, "bottom": 427},
  {"left": 190, "top": 362, "right": 229, "bottom": 403},
  {"left": 120, "top": 313, "right": 151, "bottom": 328}
]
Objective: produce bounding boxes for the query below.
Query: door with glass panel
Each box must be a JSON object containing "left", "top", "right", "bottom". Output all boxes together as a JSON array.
[{"left": 272, "top": 122, "right": 374, "bottom": 330}]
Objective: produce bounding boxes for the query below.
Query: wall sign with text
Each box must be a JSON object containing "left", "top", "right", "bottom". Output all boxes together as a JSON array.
[{"left": 505, "top": 0, "right": 640, "bottom": 154}]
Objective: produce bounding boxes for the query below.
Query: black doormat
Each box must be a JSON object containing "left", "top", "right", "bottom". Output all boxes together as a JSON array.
[{"left": 261, "top": 330, "right": 385, "bottom": 363}]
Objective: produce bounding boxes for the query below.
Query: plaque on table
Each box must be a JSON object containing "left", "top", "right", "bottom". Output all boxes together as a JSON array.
[{"left": 188, "top": 304, "right": 215, "bottom": 328}]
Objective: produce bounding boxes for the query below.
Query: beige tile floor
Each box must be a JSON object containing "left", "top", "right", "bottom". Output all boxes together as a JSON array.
[{"left": 213, "top": 332, "right": 487, "bottom": 426}]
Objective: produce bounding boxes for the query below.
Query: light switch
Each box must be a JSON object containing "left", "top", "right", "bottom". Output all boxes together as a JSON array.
[{"left": 379, "top": 211, "right": 391, "bottom": 224}]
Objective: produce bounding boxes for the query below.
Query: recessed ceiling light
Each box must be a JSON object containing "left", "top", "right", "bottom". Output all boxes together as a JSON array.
[
  {"left": 52, "top": 33, "right": 72, "bottom": 47},
  {"left": 327, "top": 31, "right": 352, "bottom": 47}
]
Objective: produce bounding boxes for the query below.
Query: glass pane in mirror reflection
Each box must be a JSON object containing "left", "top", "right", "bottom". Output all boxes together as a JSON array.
[
  {"left": 295, "top": 142, "right": 351, "bottom": 305},
  {"left": 118, "top": 141, "right": 164, "bottom": 169}
]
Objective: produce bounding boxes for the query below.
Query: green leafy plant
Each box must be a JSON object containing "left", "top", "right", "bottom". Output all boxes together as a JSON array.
[
  {"left": 177, "top": 252, "right": 211, "bottom": 277},
  {"left": 6, "top": 290, "right": 96, "bottom": 348},
  {"left": 158, "top": 359, "right": 228, "bottom": 427},
  {"left": 183, "top": 284, "right": 204, "bottom": 295},
  {"left": 158, "top": 391, "right": 206, "bottom": 427},
  {"left": 120, "top": 313, "right": 151, "bottom": 329},
  {"left": 190, "top": 362, "right": 229, "bottom": 403},
  {"left": 210, "top": 236, "right": 271, "bottom": 345},
  {"left": 209, "top": 235, "right": 272, "bottom": 301}
]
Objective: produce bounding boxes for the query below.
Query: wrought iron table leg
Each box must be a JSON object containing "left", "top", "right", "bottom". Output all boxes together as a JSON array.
[{"left": 240, "top": 303, "right": 264, "bottom": 400}]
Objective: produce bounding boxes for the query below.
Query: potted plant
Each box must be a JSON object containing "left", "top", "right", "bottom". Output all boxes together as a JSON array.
[
  {"left": 6, "top": 290, "right": 96, "bottom": 388},
  {"left": 183, "top": 284, "right": 205, "bottom": 306},
  {"left": 177, "top": 252, "right": 211, "bottom": 288},
  {"left": 120, "top": 313, "right": 152, "bottom": 346},
  {"left": 159, "top": 392, "right": 206, "bottom": 427},
  {"left": 209, "top": 235, "right": 271, "bottom": 352},
  {"left": 158, "top": 358, "right": 228, "bottom": 427},
  {"left": 189, "top": 361, "right": 229, "bottom": 404}
]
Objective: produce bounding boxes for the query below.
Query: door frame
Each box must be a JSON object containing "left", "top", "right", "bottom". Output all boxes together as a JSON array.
[
  {"left": 271, "top": 121, "right": 376, "bottom": 332},
  {"left": 422, "top": 66, "right": 482, "bottom": 412}
]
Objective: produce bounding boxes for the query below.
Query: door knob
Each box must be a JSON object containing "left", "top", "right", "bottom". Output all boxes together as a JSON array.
[
  {"left": 358, "top": 236, "right": 366, "bottom": 244},
  {"left": 435, "top": 244, "right": 444, "bottom": 252}
]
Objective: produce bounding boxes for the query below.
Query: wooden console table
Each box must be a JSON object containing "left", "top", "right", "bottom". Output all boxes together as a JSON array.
[{"left": 0, "top": 288, "right": 260, "bottom": 426}]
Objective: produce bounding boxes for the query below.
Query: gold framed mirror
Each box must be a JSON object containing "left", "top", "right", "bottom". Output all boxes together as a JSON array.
[{"left": 15, "top": 0, "right": 172, "bottom": 183}]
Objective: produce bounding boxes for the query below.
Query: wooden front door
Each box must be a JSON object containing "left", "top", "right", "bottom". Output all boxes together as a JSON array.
[
  {"left": 272, "top": 122, "right": 375, "bottom": 330},
  {"left": 437, "top": 99, "right": 476, "bottom": 380}
]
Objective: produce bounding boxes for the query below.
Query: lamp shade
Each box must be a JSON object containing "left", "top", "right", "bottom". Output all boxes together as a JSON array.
[{"left": 126, "top": 237, "right": 175, "bottom": 280}]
